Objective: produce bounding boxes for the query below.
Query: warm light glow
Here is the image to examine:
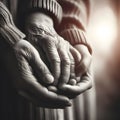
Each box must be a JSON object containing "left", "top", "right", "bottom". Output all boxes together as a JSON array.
[
  {"left": 94, "top": 21, "right": 116, "bottom": 42},
  {"left": 88, "top": 6, "right": 117, "bottom": 54}
]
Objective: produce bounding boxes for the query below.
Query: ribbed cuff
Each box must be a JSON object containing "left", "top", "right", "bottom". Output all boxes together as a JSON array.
[
  {"left": 0, "top": 2, "right": 25, "bottom": 47},
  {"left": 28, "top": 0, "right": 62, "bottom": 25},
  {"left": 59, "top": 0, "right": 87, "bottom": 30},
  {"left": 60, "top": 28, "right": 92, "bottom": 54}
]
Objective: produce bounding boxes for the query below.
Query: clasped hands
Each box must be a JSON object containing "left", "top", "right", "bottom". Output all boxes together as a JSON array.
[
  {"left": 24, "top": 13, "right": 92, "bottom": 106},
  {"left": 3, "top": 12, "right": 92, "bottom": 108}
]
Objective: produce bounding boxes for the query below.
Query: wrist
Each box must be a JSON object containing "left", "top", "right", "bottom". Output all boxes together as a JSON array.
[
  {"left": 27, "top": 0, "right": 62, "bottom": 25},
  {"left": 25, "top": 12, "right": 56, "bottom": 35},
  {"left": 27, "top": 12, "right": 54, "bottom": 27}
]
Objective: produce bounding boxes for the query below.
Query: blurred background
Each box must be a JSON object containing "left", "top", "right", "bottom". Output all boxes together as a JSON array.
[{"left": 87, "top": 0, "right": 120, "bottom": 120}]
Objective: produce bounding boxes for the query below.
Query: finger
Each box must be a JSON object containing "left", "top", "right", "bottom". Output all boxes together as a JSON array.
[
  {"left": 69, "top": 45, "right": 81, "bottom": 64},
  {"left": 74, "top": 44, "right": 92, "bottom": 76},
  {"left": 16, "top": 55, "right": 71, "bottom": 108},
  {"left": 57, "top": 43, "right": 71, "bottom": 87},
  {"left": 59, "top": 71, "right": 92, "bottom": 96},
  {"left": 75, "top": 55, "right": 92, "bottom": 76},
  {"left": 39, "top": 36, "right": 61, "bottom": 85},
  {"left": 70, "top": 45, "right": 83, "bottom": 77},
  {"left": 18, "top": 90, "right": 71, "bottom": 108},
  {"left": 48, "top": 85, "right": 58, "bottom": 93},
  {"left": 15, "top": 40, "right": 54, "bottom": 84},
  {"left": 30, "top": 47, "right": 54, "bottom": 84},
  {"left": 68, "top": 52, "right": 77, "bottom": 85}
]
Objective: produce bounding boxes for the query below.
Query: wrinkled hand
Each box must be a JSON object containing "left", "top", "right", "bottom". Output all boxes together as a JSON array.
[
  {"left": 25, "top": 12, "right": 92, "bottom": 98},
  {"left": 0, "top": 2, "right": 71, "bottom": 108},
  {"left": 4, "top": 39, "right": 71, "bottom": 108},
  {"left": 25, "top": 13, "right": 81, "bottom": 96}
]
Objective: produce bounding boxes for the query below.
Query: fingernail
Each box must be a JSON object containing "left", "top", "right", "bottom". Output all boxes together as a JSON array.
[
  {"left": 66, "top": 101, "right": 72, "bottom": 106},
  {"left": 45, "top": 74, "right": 54, "bottom": 84},
  {"left": 48, "top": 86, "right": 57, "bottom": 92},
  {"left": 64, "top": 97, "right": 72, "bottom": 106},
  {"left": 60, "top": 96, "right": 72, "bottom": 106},
  {"left": 69, "top": 79, "right": 77, "bottom": 85}
]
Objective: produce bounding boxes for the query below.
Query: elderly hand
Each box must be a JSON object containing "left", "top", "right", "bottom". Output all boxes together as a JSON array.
[
  {"left": 25, "top": 13, "right": 81, "bottom": 93},
  {"left": 2, "top": 38, "right": 72, "bottom": 108},
  {"left": 25, "top": 12, "right": 92, "bottom": 98},
  {"left": 0, "top": 2, "right": 71, "bottom": 108}
]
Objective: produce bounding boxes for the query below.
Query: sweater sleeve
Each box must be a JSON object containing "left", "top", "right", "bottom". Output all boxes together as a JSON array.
[
  {"left": 18, "top": 0, "right": 63, "bottom": 26},
  {"left": 0, "top": 1, "right": 25, "bottom": 47},
  {"left": 58, "top": 0, "right": 92, "bottom": 54}
]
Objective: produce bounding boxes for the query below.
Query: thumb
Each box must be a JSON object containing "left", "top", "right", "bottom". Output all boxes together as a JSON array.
[{"left": 15, "top": 40, "right": 54, "bottom": 84}]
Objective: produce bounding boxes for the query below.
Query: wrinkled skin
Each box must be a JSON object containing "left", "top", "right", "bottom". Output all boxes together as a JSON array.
[
  {"left": 25, "top": 12, "right": 92, "bottom": 98},
  {"left": 0, "top": 2, "right": 71, "bottom": 108},
  {"left": 0, "top": 1, "right": 92, "bottom": 108},
  {"left": 4, "top": 39, "right": 72, "bottom": 108}
]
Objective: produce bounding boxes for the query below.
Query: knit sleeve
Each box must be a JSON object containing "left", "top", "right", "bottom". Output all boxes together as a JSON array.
[
  {"left": 58, "top": 0, "right": 92, "bottom": 54},
  {"left": 0, "top": 1, "right": 25, "bottom": 47},
  {"left": 18, "top": 0, "right": 63, "bottom": 26}
]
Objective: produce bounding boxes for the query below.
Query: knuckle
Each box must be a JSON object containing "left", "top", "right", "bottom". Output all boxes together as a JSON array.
[
  {"left": 51, "top": 58, "right": 61, "bottom": 64},
  {"left": 14, "top": 41, "right": 33, "bottom": 58},
  {"left": 27, "top": 33, "right": 39, "bottom": 44},
  {"left": 62, "top": 59, "right": 71, "bottom": 66},
  {"left": 58, "top": 36, "right": 64, "bottom": 41},
  {"left": 44, "top": 38, "right": 56, "bottom": 47},
  {"left": 71, "top": 59, "right": 75, "bottom": 65},
  {"left": 14, "top": 40, "right": 29, "bottom": 51},
  {"left": 44, "top": 35, "right": 56, "bottom": 42},
  {"left": 58, "top": 37, "right": 69, "bottom": 47}
]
